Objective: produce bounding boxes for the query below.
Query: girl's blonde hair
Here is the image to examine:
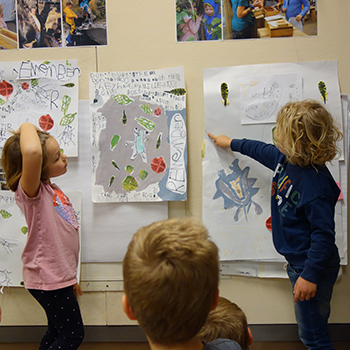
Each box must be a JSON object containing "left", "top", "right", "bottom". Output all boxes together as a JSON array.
[
  {"left": 1, "top": 130, "right": 51, "bottom": 192},
  {"left": 274, "top": 99, "right": 343, "bottom": 167}
]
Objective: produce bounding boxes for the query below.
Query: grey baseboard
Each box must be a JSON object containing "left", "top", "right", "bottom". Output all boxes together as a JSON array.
[{"left": 0, "top": 324, "right": 350, "bottom": 343}]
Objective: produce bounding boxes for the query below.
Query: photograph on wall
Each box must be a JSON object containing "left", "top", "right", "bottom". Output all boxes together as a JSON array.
[
  {"left": 62, "top": 0, "right": 107, "bottom": 47},
  {"left": 90, "top": 66, "right": 187, "bottom": 203},
  {"left": 0, "top": 0, "right": 17, "bottom": 49},
  {"left": 0, "top": 59, "right": 80, "bottom": 157},
  {"left": 176, "top": 0, "right": 318, "bottom": 42},
  {"left": 176, "top": 0, "right": 222, "bottom": 42},
  {"left": 17, "top": 0, "right": 63, "bottom": 48}
]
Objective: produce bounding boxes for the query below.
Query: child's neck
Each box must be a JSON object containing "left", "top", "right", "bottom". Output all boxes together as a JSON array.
[{"left": 149, "top": 336, "right": 204, "bottom": 350}]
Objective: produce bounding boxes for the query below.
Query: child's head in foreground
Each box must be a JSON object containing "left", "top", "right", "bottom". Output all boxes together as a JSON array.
[
  {"left": 198, "top": 297, "right": 253, "bottom": 350},
  {"left": 273, "top": 99, "right": 342, "bottom": 167},
  {"left": 1, "top": 130, "right": 51, "bottom": 191},
  {"left": 122, "top": 217, "right": 219, "bottom": 346}
]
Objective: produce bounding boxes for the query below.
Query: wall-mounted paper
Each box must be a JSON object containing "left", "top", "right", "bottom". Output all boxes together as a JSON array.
[
  {"left": 203, "top": 61, "right": 345, "bottom": 262},
  {"left": 89, "top": 67, "right": 187, "bottom": 203},
  {"left": 0, "top": 60, "right": 80, "bottom": 156}
]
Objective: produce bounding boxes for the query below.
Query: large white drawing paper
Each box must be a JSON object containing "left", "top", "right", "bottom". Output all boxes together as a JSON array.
[
  {"left": 55, "top": 101, "right": 168, "bottom": 262},
  {"left": 203, "top": 61, "right": 344, "bottom": 263},
  {"left": 239, "top": 74, "right": 302, "bottom": 124},
  {"left": 0, "top": 60, "right": 80, "bottom": 157},
  {"left": 0, "top": 190, "right": 81, "bottom": 290},
  {"left": 90, "top": 67, "right": 187, "bottom": 203}
]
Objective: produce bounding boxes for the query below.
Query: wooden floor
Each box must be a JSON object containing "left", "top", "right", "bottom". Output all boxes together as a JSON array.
[{"left": 1, "top": 342, "right": 350, "bottom": 350}]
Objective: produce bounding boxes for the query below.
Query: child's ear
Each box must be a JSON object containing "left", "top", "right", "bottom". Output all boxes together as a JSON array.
[
  {"left": 122, "top": 294, "right": 137, "bottom": 320},
  {"left": 210, "top": 288, "right": 219, "bottom": 311}
]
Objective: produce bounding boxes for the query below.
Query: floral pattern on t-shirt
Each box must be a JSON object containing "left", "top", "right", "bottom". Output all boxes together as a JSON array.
[{"left": 53, "top": 189, "right": 79, "bottom": 230}]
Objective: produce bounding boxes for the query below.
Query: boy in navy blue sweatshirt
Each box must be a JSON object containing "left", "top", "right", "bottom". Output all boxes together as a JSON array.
[{"left": 209, "top": 99, "right": 342, "bottom": 350}]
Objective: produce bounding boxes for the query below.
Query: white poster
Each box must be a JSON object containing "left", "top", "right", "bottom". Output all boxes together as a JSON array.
[
  {"left": 203, "top": 61, "right": 345, "bottom": 263},
  {"left": 0, "top": 60, "right": 80, "bottom": 156}
]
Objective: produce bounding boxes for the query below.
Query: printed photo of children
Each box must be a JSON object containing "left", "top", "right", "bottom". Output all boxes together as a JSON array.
[
  {"left": 176, "top": 0, "right": 222, "bottom": 42},
  {"left": 62, "top": 0, "right": 107, "bottom": 47},
  {"left": 17, "top": 0, "right": 62, "bottom": 48},
  {"left": 0, "top": 0, "right": 17, "bottom": 49}
]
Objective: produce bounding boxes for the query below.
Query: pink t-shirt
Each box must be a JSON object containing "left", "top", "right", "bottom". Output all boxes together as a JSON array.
[{"left": 15, "top": 182, "right": 79, "bottom": 291}]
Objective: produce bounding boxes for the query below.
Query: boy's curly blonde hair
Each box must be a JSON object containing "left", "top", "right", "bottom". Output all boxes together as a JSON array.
[
  {"left": 123, "top": 218, "right": 219, "bottom": 346},
  {"left": 274, "top": 99, "right": 343, "bottom": 167}
]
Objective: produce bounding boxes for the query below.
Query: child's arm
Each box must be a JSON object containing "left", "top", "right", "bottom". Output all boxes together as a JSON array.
[
  {"left": 18, "top": 123, "right": 43, "bottom": 198},
  {"left": 208, "top": 133, "right": 232, "bottom": 148}
]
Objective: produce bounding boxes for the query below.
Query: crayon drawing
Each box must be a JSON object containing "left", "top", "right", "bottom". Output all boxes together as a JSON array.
[
  {"left": 0, "top": 60, "right": 80, "bottom": 157},
  {"left": 90, "top": 67, "right": 187, "bottom": 202},
  {"left": 239, "top": 74, "right": 302, "bottom": 124},
  {"left": 202, "top": 61, "right": 344, "bottom": 263}
]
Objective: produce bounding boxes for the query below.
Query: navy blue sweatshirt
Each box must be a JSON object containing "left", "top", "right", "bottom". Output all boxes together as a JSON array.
[{"left": 230, "top": 139, "right": 340, "bottom": 284}]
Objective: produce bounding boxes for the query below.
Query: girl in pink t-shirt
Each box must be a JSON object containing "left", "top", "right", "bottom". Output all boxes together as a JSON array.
[{"left": 1, "top": 123, "right": 84, "bottom": 349}]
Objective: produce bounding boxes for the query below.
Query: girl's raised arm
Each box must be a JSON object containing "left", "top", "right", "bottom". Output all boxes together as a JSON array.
[{"left": 18, "top": 123, "right": 43, "bottom": 198}]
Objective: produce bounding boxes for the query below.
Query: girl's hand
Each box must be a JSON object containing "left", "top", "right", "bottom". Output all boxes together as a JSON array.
[
  {"left": 293, "top": 276, "right": 317, "bottom": 303},
  {"left": 208, "top": 133, "right": 232, "bottom": 148},
  {"left": 73, "top": 283, "right": 83, "bottom": 298}
]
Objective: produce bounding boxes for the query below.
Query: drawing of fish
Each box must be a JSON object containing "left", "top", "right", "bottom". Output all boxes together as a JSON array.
[
  {"left": 221, "top": 82, "right": 229, "bottom": 106},
  {"left": 156, "top": 132, "right": 162, "bottom": 149},
  {"left": 62, "top": 83, "right": 75, "bottom": 88},
  {"left": 122, "top": 110, "right": 127, "bottom": 125},
  {"left": 164, "top": 88, "right": 186, "bottom": 96},
  {"left": 318, "top": 81, "right": 328, "bottom": 104},
  {"left": 109, "top": 176, "right": 115, "bottom": 187},
  {"left": 111, "top": 160, "right": 120, "bottom": 170}
]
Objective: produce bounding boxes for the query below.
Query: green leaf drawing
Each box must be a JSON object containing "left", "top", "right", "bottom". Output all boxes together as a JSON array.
[
  {"left": 61, "top": 95, "right": 71, "bottom": 114},
  {"left": 122, "top": 176, "right": 139, "bottom": 191},
  {"left": 139, "top": 170, "right": 148, "bottom": 180},
  {"left": 126, "top": 165, "right": 134, "bottom": 174},
  {"left": 110, "top": 134, "right": 120, "bottom": 150},
  {"left": 59, "top": 112, "right": 76, "bottom": 126},
  {"left": 0, "top": 209, "right": 12, "bottom": 219},
  {"left": 135, "top": 117, "right": 156, "bottom": 131},
  {"left": 21, "top": 226, "right": 28, "bottom": 234},
  {"left": 140, "top": 104, "right": 153, "bottom": 115},
  {"left": 113, "top": 94, "right": 134, "bottom": 105}
]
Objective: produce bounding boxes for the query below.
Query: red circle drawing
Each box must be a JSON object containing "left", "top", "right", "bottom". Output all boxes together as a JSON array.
[
  {"left": 151, "top": 157, "right": 166, "bottom": 173},
  {"left": 39, "top": 114, "right": 54, "bottom": 131},
  {"left": 0, "top": 80, "right": 13, "bottom": 101}
]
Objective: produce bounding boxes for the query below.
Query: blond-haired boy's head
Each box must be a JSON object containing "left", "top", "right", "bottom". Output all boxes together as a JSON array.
[
  {"left": 198, "top": 297, "right": 252, "bottom": 350},
  {"left": 122, "top": 218, "right": 219, "bottom": 346},
  {"left": 274, "top": 99, "right": 342, "bottom": 167}
]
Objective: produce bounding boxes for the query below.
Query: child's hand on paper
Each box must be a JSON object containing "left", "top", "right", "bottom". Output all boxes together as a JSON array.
[{"left": 208, "top": 133, "right": 232, "bottom": 148}]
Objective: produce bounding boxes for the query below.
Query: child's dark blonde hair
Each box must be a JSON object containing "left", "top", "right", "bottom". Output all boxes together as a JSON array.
[
  {"left": 123, "top": 218, "right": 219, "bottom": 346},
  {"left": 1, "top": 130, "right": 51, "bottom": 191},
  {"left": 274, "top": 99, "right": 343, "bottom": 167},
  {"left": 198, "top": 297, "right": 250, "bottom": 350}
]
